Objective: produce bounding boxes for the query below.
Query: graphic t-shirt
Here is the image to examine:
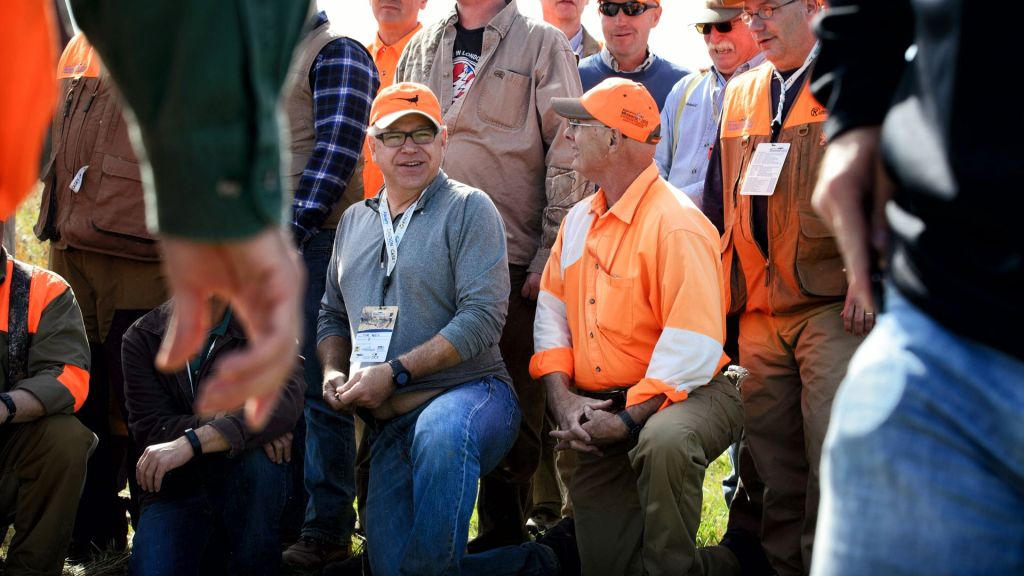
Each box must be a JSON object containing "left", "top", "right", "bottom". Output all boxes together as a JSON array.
[{"left": 453, "top": 24, "right": 483, "bottom": 101}]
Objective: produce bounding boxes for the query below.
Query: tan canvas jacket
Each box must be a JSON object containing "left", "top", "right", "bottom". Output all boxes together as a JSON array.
[{"left": 395, "top": 0, "right": 588, "bottom": 273}]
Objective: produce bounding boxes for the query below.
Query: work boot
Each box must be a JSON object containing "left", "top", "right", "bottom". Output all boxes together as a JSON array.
[{"left": 282, "top": 535, "right": 350, "bottom": 569}]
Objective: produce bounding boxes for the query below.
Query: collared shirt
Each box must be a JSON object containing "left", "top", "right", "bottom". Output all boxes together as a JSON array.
[
  {"left": 654, "top": 53, "right": 765, "bottom": 207},
  {"left": 395, "top": 0, "right": 584, "bottom": 273},
  {"left": 569, "top": 26, "right": 584, "bottom": 57},
  {"left": 369, "top": 23, "right": 422, "bottom": 90},
  {"left": 530, "top": 163, "right": 729, "bottom": 409},
  {"left": 599, "top": 46, "right": 655, "bottom": 73},
  {"left": 363, "top": 23, "right": 422, "bottom": 198},
  {"left": 292, "top": 12, "right": 378, "bottom": 248}
]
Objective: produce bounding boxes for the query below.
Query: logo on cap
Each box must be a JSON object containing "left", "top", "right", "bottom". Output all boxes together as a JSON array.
[
  {"left": 396, "top": 95, "right": 420, "bottom": 105},
  {"left": 620, "top": 109, "right": 650, "bottom": 130}
]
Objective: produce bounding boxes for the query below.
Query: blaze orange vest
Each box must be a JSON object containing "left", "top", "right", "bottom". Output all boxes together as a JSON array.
[{"left": 719, "top": 62, "right": 846, "bottom": 316}]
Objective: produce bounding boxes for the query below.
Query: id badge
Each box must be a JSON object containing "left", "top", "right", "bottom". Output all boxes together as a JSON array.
[
  {"left": 352, "top": 306, "right": 398, "bottom": 364},
  {"left": 740, "top": 143, "right": 790, "bottom": 196}
]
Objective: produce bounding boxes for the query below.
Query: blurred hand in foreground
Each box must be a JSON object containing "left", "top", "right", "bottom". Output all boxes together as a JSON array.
[{"left": 157, "top": 227, "right": 305, "bottom": 430}]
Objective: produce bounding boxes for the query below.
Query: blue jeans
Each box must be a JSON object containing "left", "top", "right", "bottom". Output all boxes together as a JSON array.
[
  {"left": 365, "top": 376, "right": 557, "bottom": 576},
  {"left": 301, "top": 229, "right": 357, "bottom": 544},
  {"left": 128, "top": 450, "right": 289, "bottom": 576},
  {"left": 812, "top": 288, "right": 1024, "bottom": 576}
]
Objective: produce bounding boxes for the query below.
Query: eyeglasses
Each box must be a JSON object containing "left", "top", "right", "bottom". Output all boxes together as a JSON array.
[
  {"left": 695, "top": 21, "right": 734, "bottom": 35},
  {"left": 740, "top": 0, "right": 800, "bottom": 23},
  {"left": 374, "top": 127, "right": 438, "bottom": 148},
  {"left": 597, "top": 1, "right": 659, "bottom": 17},
  {"left": 567, "top": 119, "right": 608, "bottom": 129}
]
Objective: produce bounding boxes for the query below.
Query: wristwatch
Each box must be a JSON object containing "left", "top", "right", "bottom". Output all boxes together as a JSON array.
[
  {"left": 388, "top": 358, "right": 412, "bottom": 387},
  {"left": 617, "top": 409, "right": 643, "bottom": 440},
  {"left": 0, "top": 393, "right": 16, "bottom": 425},
  {"left": 183, "top": 428, "right": 203, "bottom": 457}
]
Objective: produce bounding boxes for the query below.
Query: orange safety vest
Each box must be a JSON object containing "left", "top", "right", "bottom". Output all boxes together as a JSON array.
[{"left": 719, "top": 62, "right": 846, "bottom": 316}]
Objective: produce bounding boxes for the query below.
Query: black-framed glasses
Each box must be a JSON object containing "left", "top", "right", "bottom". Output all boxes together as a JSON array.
[
  {"left": 374, "top": 127, "right": 438, "bottom": 148},
  {"left": 598, "top": 1, "right": 659, "bottom": 17},
  {"left": 740, "top": 0, "right": 800, "bottom": 23},
  {"left": 695, "top": 21, "right": 734, "bottom": 35}
]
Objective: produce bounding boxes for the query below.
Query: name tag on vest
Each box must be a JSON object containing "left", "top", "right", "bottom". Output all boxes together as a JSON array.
[{"left": 740, "top": 143, "right": 789, "bottom": 196}]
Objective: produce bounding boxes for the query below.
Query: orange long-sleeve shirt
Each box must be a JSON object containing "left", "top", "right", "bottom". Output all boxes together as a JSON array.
[{"left": 530, "top": 163, "right": 729, "bottom": 409}]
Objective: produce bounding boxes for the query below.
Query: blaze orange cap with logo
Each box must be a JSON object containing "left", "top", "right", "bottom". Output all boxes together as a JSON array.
[
  {"left": 551, "top": 78, "right": 661, "bottom": 144},
  {"left": 369, "top": 82, "right": 444, "bottom": 131}
]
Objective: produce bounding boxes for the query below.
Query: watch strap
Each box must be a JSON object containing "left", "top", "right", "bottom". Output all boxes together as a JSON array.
[
  {"left": 388, "top": 358, "right": 410, "bottom": 387},
  {"left": 183, "top": 428, "right": 203, "bottom": 457},
  {"left": 617, "top": 409, "right": 642, "bottom": 439},
  {"left": 0, "top": 393, "right": 16, "bottom": 425}
]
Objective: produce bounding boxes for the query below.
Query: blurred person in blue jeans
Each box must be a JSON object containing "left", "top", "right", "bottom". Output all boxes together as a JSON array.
[
  {"left": 318, "top": 83, "right": 558, "bottom": 575},
  {"left": 810, "top": 1, "right": 1024, "bottom": 574},
  {"left": 122, "top": 299, "right": 305, "bottom": 576}
]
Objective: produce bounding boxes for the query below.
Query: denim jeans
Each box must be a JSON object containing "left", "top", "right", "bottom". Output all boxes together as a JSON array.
[
  {"left": 812, "top": 288, "right": 1024, "bottom": 576},
  {"left": 128, "top": 450, "right": 290, "bottom": 576},
  {"left": 365, "top": 376, "right": 558, "bottom": 576},
  {"left": 300, "top": 229, "right": 357, "bottom": 545}
]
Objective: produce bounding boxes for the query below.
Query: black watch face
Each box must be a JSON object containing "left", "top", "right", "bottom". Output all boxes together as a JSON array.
[{"left": 395, "top": 371, "right": 411, "bottom": 386}]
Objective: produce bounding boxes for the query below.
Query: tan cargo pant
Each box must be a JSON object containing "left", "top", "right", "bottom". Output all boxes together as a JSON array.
[
  {"left": 570, "top": 375, "right": 744, "bottom": 576},
  {"left": 737, "top": 303, "right": 863, "bottom": 576}
]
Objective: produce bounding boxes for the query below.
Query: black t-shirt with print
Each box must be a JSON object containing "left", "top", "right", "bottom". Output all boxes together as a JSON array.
[{"left": 452, "top": 23, "right": 483, "bottom": 101}]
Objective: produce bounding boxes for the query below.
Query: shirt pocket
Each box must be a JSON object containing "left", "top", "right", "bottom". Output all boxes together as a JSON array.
[
  {"left": 595, "top": 270, "right": 634, "bottom": 342},
  {"left": 477, "top": 68, "right": 531, "bottom": 130}
]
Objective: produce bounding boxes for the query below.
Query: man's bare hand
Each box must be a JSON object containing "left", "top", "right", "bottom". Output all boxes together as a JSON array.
[
  {"left": 156, "top": 227, "right": 305, "bottom": 431},
  {"left": 322, "top": 369, "right": 349, "bottom": 412},
  {"left": 520, "top": 272, "right": 542, "bottom": 301},
  {"left": 262, "top": 432, "right": 293, "bottom": 464},
  {"left": 580, "top": 407, "right": 630, "bottom": 446},
  {"left": 812, "top": 126, "right": 892, "bottom": 335},
  {"left": 137, "top": 438, "right": 194, "bottom": 493},
  {"left": 337, "top": 364, "right": 396, "bottom": 410},
  {"left": 547, "top": 390, "right": 614, "bottom": 456}
]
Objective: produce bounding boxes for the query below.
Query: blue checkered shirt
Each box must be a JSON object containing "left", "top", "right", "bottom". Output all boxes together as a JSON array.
[{"left": 292, "top": 14, "right": 379, "bottom": 250}]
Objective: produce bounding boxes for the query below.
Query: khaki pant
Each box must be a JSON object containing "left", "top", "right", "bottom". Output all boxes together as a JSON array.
[
  {"left": 737, "top": 304, "right": 862, "bottom": 576},
  {"left": 531, "top": 415, "right": 574, "bottom": 518},
  {"left": 0, "top": 415, "right": 96, "bottom": 576},
  {"left": 570, "top": 376, "right": 744, "bottom": 576},
  {"left": 48, "top": 246, "right": 166, "bottom": 551}
]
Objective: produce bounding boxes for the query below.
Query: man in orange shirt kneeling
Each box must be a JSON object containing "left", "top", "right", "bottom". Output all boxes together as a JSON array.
[{"left": 532, "top": 78, "right": 744, "bottom": 576}]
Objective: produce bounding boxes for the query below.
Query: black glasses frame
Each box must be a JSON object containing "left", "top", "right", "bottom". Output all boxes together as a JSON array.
[{"left": 373, "top": 127, "right": 439, "bottom": 148}]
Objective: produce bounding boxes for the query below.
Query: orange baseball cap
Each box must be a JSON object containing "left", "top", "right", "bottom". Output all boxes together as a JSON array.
[
  {"left": 368, "top": 82, "right": 443, "bottom": 131},
  {"left": 551, "top": 78, "right": 661, "bottom": 144}
]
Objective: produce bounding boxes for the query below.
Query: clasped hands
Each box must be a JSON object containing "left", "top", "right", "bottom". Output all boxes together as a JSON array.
[
  {"left": 549, "top": 393, "right": 631, "bottom": 457},
  {"left": 321, "top": 364, "right": 395, "bottom": 413}
]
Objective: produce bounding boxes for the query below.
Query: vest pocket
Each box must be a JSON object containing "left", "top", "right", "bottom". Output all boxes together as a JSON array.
[
  {"left": 595, "top": 270, "right": 634, "bottom": 342},
  {"left": 92, "top": 155, "right": 154, "bottom": 242},
  {"left": 478, "top": 69, "right": 531, "bottom": 130},
  {"left": 794, "top": 209, "right": 846, "bottom": 297}
]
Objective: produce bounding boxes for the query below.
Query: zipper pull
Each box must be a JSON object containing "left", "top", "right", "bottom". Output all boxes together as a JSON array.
[{"left": 765, "top": 260, "right": 771, "bottom": 287}]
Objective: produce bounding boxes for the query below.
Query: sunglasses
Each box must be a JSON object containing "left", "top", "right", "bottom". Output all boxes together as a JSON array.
[
  {"left": 597, "top": 1, "right": 659, "bottom": 17},
  {"left": 695, "top": 21, "right": 734, "bottom": 35},
  {"left": 374, "top": 127, "right": 438, "bottom": 148}
]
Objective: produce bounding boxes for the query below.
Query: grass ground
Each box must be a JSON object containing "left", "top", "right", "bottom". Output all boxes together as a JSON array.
[{"left": 4, "top": 196, "right": 734, "bottom": 572}]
